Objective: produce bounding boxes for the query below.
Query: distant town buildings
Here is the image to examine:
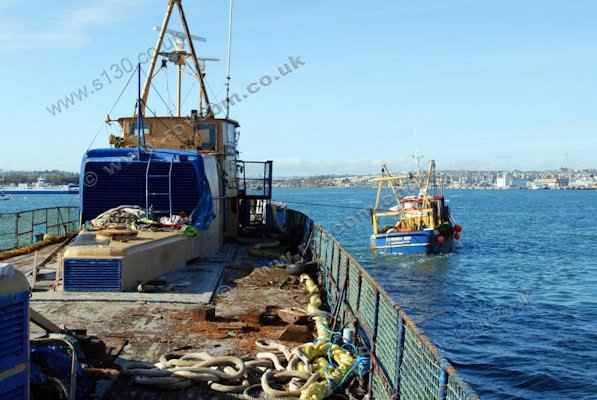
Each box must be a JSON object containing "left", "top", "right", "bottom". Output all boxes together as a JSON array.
[{"left": 273, "top": 169, "right": 597, "bottom": 190}]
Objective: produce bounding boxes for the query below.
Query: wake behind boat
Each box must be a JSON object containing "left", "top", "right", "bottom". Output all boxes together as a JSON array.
[{"left": 370, "top": 160, "right": 462, "bottom": 255}]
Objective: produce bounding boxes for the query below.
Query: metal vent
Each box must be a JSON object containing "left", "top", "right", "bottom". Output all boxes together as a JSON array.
[
  {"left": 0, "top": 293, "right": 28, "bottom": 371},
  {"left": 64, "top": 259, "right": 122, "bottom": 292}
]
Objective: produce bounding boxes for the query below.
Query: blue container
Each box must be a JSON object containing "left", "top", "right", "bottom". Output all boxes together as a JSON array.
[{"left": 0, "top": 264, "right": 30, "bottom": 400}]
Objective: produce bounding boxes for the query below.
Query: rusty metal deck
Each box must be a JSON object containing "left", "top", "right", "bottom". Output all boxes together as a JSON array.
[{"left": 26, "top": 241, "right": 312, "bottom": 397}]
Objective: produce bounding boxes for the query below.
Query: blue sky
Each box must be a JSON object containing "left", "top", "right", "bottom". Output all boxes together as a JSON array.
[{"left": 1, "top": 0, "right": 596, "bottom": 175}]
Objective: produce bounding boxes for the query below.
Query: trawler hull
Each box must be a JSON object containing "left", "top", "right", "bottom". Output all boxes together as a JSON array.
[{"left": 371, "top": 229, "right": 454, "bottom": 255}]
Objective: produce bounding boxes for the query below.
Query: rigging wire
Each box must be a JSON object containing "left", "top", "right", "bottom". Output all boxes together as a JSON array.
[
  {"left": 86, "top": 64, "right": 139, "bottom": 151},
  {"left": 143, "top": 67, "right": 175, "bottom": 117},
  {"left": 185, "top": 62, "right": 221, "bottom": 112},
  {"left": 181, "top": 78, "right": 197, "bottom": 109},
  {"left": 165, "top": 63, "right": 174, "bottom": 111}
]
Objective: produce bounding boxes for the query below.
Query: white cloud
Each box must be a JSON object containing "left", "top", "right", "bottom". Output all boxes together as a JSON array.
[{"left": 0, "top": 0, "right": 148, "bottom": 50}]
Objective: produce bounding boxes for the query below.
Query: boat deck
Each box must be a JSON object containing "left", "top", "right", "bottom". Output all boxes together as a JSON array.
[{"left": 7, "top": 238, "right": 314, "bottom": 399}]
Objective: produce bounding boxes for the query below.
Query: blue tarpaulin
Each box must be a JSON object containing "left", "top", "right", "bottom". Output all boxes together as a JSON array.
[{"left": 80, "top": 148, "right": 214, "bottom": 230}]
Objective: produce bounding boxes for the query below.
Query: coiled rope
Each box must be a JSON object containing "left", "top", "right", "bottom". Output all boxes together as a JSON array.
[{"left": 122, "top": 274, "right": 365, "bottom": 399}]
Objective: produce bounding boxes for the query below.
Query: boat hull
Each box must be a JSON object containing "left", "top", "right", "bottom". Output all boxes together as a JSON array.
[{"left": 371, "top": 229, "right": 453, "bottom": 255}]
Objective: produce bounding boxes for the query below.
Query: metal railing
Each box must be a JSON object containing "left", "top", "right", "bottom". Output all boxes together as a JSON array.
[
  {"left": 238, "top": 160, "right": 274, "bottom": 227},
  {"left": 285, "top": 208, "right": 479, "bottom": 400},
  {"left": 237, "top": 160, "right": 273, "bottom": 199},
  {"left": 0, "top": 207, "right": 80, "bottom": 252}
]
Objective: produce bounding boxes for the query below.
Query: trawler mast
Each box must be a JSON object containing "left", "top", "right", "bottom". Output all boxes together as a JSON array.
[{"left": 141, "top": 0, "right": 213, "bottom": 118}]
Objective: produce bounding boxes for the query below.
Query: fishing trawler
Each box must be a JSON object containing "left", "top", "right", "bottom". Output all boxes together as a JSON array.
[
  {"left": 0, "top": 2, "right": 479, "bottom": 399},
  {"left": 370, "top": 161, "right": 462, "bottom": 255}
]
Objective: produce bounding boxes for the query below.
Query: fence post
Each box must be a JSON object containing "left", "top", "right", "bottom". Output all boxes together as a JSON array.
[
  {"left": 395, "top": 306, "right": 405, "bottom": 395},
  {"left": 335, "top": 244, "right": 341, "bottom": 287},
  {"left": 439, "top": 366, "right": 448, "bottom": 400},
  {"left": 30, "top": 210, "right": 34, "bottom": 244},
  {"left": 368, "top": 290, "right": 381, "bottom": 399},
  {"left": 15, "top": 212, "right": 20, "bottom": 248},
  {"left": 318, "top": 228, "right": 323, "bottom": 260},
  {"left": 328, "top": 241, "right": 336, "bottom": 303},
  {"left": 343, "top": 255, "right": 350, "bottom": 324},
  {"left": 356, "top": 272, "right": 362, "bottom": 312}
]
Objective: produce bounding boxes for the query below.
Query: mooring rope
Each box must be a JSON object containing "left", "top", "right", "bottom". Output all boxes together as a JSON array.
[{"left": 121, "top": 274, "right": 364, "bottom": 400}]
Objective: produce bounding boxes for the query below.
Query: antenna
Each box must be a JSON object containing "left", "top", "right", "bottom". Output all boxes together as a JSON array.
[
  {"left": 154, "top": 31, "right": 218, "bottom": 117},
  {"left": 225, "top": 0, "right": 234, "bottom": 119},
  {"left": 153, "top": 26, "right": 207, "bottom": 51},
  {"left": 136, "top": 63, "right": 144, "bottom": 158}
]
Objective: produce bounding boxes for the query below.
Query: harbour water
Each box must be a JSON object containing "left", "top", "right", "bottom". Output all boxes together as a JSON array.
[
  {"left": 273, "top": 188, "right": 597, "bottom": 400},
  {"left": 2, "top": 189, "right": 596, "bottom": 399}
]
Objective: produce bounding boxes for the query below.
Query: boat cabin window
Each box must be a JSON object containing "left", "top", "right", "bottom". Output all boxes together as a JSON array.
[
  {"left": 129, "top": 120, "right": 151, "bottom": 137},
  {"left": 224, "top": 124, "right": 237, "bottom": 156},
  {"left": 197, "top": 123, "right": 217, "bottom": 151}
]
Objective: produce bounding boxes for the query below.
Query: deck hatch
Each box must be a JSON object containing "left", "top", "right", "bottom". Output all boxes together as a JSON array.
[{"left": 64, "top": 259, "right": 122, "bottom": 292}]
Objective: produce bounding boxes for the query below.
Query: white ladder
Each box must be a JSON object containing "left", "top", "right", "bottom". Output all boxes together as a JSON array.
[{"left": 145, "top": 155, "right": 174, "bottom": 218}]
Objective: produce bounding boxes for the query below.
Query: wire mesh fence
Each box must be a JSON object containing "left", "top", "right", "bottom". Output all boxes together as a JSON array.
[
  {"left": 0, "top": 207, "right": 80, "bottom": 251},
  {"left": 286, "top": 208, "right": 479, "bottom": 400}
]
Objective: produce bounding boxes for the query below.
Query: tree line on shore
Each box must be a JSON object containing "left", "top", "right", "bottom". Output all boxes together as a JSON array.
[{"left": 0, "top": 170, "right": 79, "bottom": 186}]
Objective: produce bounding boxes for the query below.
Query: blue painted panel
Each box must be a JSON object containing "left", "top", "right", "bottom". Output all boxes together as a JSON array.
[
  {"left": 373, "top": 230, "right": 454, "bottom": 255},
  {"left": 64, "top": 259, "right": 122, "bottom": 292},
  {"left": 0, "top": 368, "right": 28, "bottom": 400},
  {"left": 80, "top": 148, "right": 214, "bottom": 230},
  {"left": 0, "top": 292, "right": 29, "bottom": 371}
]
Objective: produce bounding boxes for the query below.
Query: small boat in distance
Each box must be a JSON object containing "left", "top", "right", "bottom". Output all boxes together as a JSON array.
[
  {"left": 0, "top": 192, "right": 9, "bottom": 201},
  {"left": 370, "top": 160, "right": 462, "bottom": 255}
]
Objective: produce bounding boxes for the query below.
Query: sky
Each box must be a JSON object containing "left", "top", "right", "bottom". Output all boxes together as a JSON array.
[{"left": 1, "top": 0, "right": 596, "bottom": 176}]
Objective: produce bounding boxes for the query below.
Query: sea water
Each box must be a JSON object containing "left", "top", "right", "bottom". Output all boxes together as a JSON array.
[
  {"left": 274, "top": 187, "right": 597, "bottom": 400},
  {"left": 2, "top": 189, "right": 596, "bottom": 399}
]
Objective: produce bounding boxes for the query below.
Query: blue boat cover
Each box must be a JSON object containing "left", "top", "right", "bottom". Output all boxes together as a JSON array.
[{"left": 80, "top": 148, "right": 214, "bottom": 230}]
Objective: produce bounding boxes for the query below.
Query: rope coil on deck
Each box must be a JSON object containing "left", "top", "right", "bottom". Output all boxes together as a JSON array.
[{"left": 121, "top": 274, "right": 363, "bottom": 399}]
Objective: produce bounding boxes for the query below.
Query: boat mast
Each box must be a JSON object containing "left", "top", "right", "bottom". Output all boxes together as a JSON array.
[
  {"left": 140, "top": 0, "right": 213, "bottom": 118},
  {"left": 177, "top": 1, "right": 213, "bottom": 117},
  {"left": 141, "top": 1, "right": 175, "bottom": 115},
  {"left": 176, "top": 58, "right": 183, "bottom": 117},
  {"left": 225, "top": 0, "right": 234, "bottom": 119}
]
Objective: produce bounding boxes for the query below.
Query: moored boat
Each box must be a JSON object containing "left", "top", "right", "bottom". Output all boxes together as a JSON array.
[{"left": 370, "top": 161, "right": 462, "bottom": 255}]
